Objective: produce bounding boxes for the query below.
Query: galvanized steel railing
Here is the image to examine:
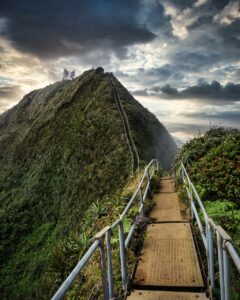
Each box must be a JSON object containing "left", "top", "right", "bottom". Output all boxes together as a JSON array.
[
  {"left": 181, "top": 162, "right": 240, "bottom": 300},
  {"left": 52, "top": 159, "right": 159, "bottom": 300}
]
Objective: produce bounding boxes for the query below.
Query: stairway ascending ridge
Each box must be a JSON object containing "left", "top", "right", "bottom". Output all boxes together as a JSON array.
[{"left": 127, "top": 177, "right": 209, "bottom": 300}]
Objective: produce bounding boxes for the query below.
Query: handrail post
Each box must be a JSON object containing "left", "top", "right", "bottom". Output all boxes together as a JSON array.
[
  {"left": 189, "top": 185, "right": 194, "bottom": 224},
  {"left": 139, "top": 187, "right": 144, "bottom": 217},
  {"left": 217, "top": 232, "right": 225, "bottom": 300},
  {"left": 156, "top": 160, "right": 159, "bottom": 171},
  {"left": 118, "top": 220, "right": 128, "bottom": 292},
  {"left": 207, "top": 223, "right": 215, "bottom": 291},
  {"left": 106, "top": 230, "right": 114, "bottom": 299},
  {"left": 205, "top": 220, "right": 209, "bottom": 267},
  {"left": 99, "top": 239, "right": 109, "bottom": 300},
  {"left": 223, "top": 245, "right": 231, "bottom": 300},
  {"left": 146, "top": 169, "right": 151, "bottom": 191}
]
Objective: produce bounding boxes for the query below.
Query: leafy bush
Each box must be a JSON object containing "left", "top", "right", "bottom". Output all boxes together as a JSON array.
[{"left": 173, "top": 127, "right": 240, "bottom": 244}]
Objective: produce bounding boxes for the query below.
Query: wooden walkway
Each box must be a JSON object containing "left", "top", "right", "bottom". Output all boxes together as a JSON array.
[{"left": 127, "top": 177, "right": 208, "bottom": 299}]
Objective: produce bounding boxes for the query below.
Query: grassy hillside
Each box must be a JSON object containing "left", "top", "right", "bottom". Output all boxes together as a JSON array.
[
  {"left": 0, "top": 68, "right": 175, "bottom": 299},
  {"left": 0, "top": 69, "right": 132, "bottom": 298}
]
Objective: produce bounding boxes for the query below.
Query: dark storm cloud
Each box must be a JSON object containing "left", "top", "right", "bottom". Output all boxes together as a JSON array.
[
  {"left": 187, "top": 15, "right": 214, "bottom": 30},
  {"left": 134, "top": 81, "right": 240, "bottom": 102},
  {"left": 132, "top": 83, "right": 179, "bottom": 97},
  {"left": 170, "top": 51, "right": 220, "bottom": 72},
  {"left": 0, "top": 85, "right": 21, "bottom": 99},
  {"left": 216, "top": 20, "right": 240, "bottom": 57},
  {"left": 128, "top": 65, "right": 185, "bottom": 95},
  {"left": 142, "top": 1, "right": 173, "bottom": 36},
  {"left": 161, "top": 81, "right": 240, "bottom": 101},
  {"left": 145, "top": 66, "right": 172, "bottom": 78},
  {"left": 210, "top": 0, "right": 230, "bottom": 10},
  {"left": 0, "top": 0, "right": 157, "bottom": 59},
  {"left": 166, "top": 0, "right": 229, "bottom": 11},
  {"left": 164, "top": 0, "right": 195, "bottom": 9},
  {"left": 168, "top": 24, "right": 240, "bottom": 75},
  {"left": 0, "top": 85, "right": 22, "bottom": 111},
  {"left": 162, "top": 0, "right": 240, "bottom": 79}
]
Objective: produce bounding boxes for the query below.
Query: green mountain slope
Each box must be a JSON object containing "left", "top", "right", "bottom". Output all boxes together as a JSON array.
[{"left": 0, "top": 68, "right": 176, "bottom": 299}]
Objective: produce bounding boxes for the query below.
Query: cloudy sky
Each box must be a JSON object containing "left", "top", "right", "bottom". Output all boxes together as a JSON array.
[{"left": 0, "top": 0, "right": 240, "bottom": 142}]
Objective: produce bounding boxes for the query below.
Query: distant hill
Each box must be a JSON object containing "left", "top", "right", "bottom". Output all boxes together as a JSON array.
[{"left": 0, "top": 68, "right": 176, "bottom": 299}]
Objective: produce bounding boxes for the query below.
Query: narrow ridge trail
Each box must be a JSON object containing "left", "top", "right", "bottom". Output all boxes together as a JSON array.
[
  {"left": 107, "top": 75, "right": 139, "bottom": 172},
  {"left": 127, "top": 177, "right": 209, "bottom": 300}
]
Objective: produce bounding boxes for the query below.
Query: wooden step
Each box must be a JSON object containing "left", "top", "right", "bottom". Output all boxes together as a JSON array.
[
  {"left": 127, "top": 290, "right": 208, "bottom": 299},
  {"left": 160, "top": 179, "right": 176, "bottom": 193},
  {"left": 150, "top": 193, "right": 182, "bottom": 222},
  {"left": 133, "top": 223, "right": 204, "bottom": 288}
]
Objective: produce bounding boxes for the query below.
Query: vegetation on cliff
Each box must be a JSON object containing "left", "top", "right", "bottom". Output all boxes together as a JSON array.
[{"left": 0, "top": 68, "right": 175, "bottom": 299}]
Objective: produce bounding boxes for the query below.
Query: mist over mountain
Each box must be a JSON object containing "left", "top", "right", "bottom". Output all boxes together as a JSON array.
[{"left": 0, "top": 68, "right": 176, "bottom": 298}]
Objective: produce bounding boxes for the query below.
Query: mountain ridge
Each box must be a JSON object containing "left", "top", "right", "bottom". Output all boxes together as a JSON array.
[{"left": 0, "top": 68, "right": 177, "bottom": 299}]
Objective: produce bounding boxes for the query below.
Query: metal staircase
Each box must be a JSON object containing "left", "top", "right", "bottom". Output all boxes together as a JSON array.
[
  {"left": 107, "top": 74, "right": 139, "bottom": 173},
  {"left": 52, "top": 161, "right": 240, "bottom": 300}
]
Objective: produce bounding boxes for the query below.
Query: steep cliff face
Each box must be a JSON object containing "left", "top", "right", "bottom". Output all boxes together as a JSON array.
[{"left": 0, "top": 68, "right": 176, "bottom": 298}]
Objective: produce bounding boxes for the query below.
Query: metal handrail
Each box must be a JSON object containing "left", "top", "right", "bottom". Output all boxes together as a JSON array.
[
  {"left": 52, "top": 159, "right": 159, "bottom": 300},
  {"left": 110, "top": 75, "right": 140, "bottom": 170},
  {"left": 180, "top": 162, "right": 240, "bottom": 300},
  {"left": 108, "top": 75, "right": 139, "bottom": 172}
]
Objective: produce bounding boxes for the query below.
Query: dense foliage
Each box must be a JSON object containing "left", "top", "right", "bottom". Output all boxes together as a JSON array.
[
  {"left": 173, "top": 127, "right": 240, "bottom": 247},
  {"left": 172, "top": 127, "right": 240, "bottom": 298}
]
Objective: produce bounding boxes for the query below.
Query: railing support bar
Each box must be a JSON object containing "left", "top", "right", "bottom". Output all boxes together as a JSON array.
[
  {"left": 118, "top": 221, "right": 128, "bottom": 291},
  {"left": 208, "top": 223, "right": 215, "bottom": 290},
  {"left": 223, "top": 247, "right": 231, "bottom": 300},
  {"left": 189, "top": 185, "right": 194, "bottom": 224},
  {"left": 217, "top": 232, "right": 225, "bottom": 300},
  {"left": 99, "top": 239, "right": 109, "bottom": 300},
  {"left": 143, "top": 182, "right": 150, "bottom": 202},
  {"left": 139, "top": 188, "right": 144, "bottom": 217},
  {"left": 125, "top": 223, "right": 136, "bottom": 249},
  {"left": 106, "top": 230, "right": 114, "bottom": 299},
  {"left": 146, "top": 169, "right": 150, "bottom": 191}
]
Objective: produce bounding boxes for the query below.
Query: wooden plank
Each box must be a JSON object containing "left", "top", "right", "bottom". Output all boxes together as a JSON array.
[
  {"left": 134, "top": 223, "right": 204, "bottom": 288},
  {"left": 127, "top": 290, "right": 208, "bottom": 299},
  {"left": 160, "top": 180, "right": 176, "bottom": 193},
  {"left": 150, "top": 193, "right": 182, "bottom": 222}
]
